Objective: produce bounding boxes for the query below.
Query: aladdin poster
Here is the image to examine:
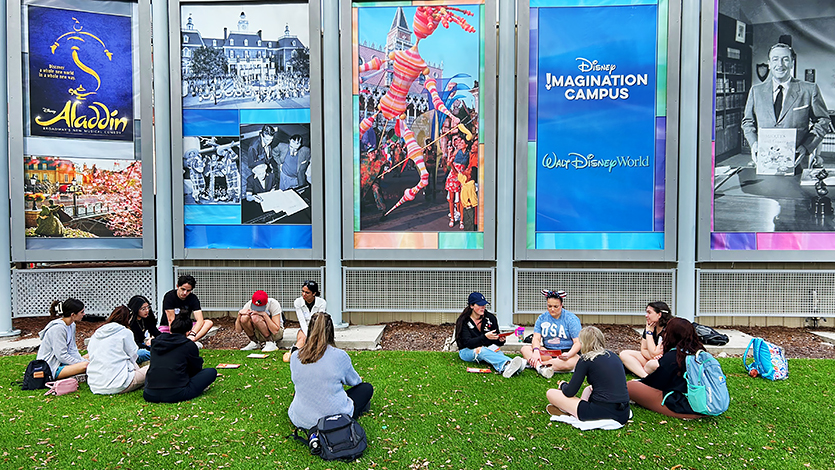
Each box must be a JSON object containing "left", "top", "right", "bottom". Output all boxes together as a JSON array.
[{"left": 28, "top": 6, "right": 134, "bottom": 141}]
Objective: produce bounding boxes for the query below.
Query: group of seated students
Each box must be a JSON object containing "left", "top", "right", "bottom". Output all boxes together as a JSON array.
[
  {"left": 36, "top": 294, "right": 217, "bottom": 403},
  {"left": 36, "top": 276, "right": 704, "bottom": 429},
  {"left": 33, "top": 275, "right": 373, "bottom": 429},
  {"left": 455, "top": 290, "right": 712, "bottom": 424}
]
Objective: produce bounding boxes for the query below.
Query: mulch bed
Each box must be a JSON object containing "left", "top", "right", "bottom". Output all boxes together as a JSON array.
[{"left": 9, "top": 316, "right": 835, "bottom": 359}]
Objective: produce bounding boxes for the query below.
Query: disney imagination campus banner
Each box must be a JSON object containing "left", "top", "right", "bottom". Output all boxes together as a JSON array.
[
  {"left": 28, "top": 6, "right": 133, "bottom": 141},
  {"left": 529, "top": 1, "right": 666, "bottom": 250}
]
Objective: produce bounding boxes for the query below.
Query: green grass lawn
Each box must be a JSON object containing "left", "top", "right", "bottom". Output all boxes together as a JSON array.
[{"left": 1, "top": 351, "right": 833, "bottom": 469}]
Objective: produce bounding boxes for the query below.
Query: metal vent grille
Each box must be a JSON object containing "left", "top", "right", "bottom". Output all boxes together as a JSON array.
[
  {"left": 698, "top": 270, "right": 835, "bottom": 317},
  {"left": 515, "top": 268, "right": 675, "bottom": 315},
  {"left": 344, "top": 267, "right": 494, "bottom": 312},
  {"left": 175, "top": 267, "right": 323, "bottom": 312},
  {"left": 12, "top": 267, "right": 156, "bottom": 318}
]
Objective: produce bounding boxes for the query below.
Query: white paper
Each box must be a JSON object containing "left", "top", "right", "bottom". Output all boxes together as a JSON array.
[
  {"left": 756, "top": 128, "right": 797, "bottom": 175},
  {"left": 258, "top": 189, "right": 309, "bottom": 217}
]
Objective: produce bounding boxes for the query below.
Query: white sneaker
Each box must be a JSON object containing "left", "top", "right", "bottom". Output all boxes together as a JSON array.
[
  {"left": 502, "top": 356, "right": 526, "bottom": 378},
  {"left": 241, "top": 341, "right": 260, "bottom": 351},
  {"left": 195, "top": 341, "right": 203, "bottom": 350},
  {"left": 262, "top": 341, "right": 278, "bottom": 352},
  {"left": 537, "top": 365, "right": 555, "bottom": 379}
]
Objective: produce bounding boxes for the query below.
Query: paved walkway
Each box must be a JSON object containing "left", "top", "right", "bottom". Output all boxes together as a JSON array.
[
  {"left": 0, "top": 325, "right": 387, "bottom": 356},
  {"left": 0, "top": 324, "right": 760, "bottom": 357}
]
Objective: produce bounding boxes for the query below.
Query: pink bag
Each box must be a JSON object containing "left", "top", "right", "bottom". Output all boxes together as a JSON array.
[{"left": 44, "top": 378, "right": 79, "bottom": 396}]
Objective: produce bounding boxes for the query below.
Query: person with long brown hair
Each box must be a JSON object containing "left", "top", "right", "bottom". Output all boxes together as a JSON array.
[
  {"left": 619, "top": 302, "right": 674, "bottom": 378},
  {"left": 626, "top": 318, "right": 706, "bottom": 419},
  {"left": 36, "top": 298, "right": 88, "bottom": 380},
  {"left": 87, "top": 306, "right": 149, "bottom": 395},
  {"left": 287, "top": 312, "right": 373, "bottom": 430}
]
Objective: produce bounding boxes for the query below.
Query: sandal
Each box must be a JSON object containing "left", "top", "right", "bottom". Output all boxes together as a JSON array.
[{"left": 546, "top": 404, "right": 567, "bottom": 416}]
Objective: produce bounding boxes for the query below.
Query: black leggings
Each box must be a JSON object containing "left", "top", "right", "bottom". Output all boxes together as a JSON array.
[
  {"left": 143, "top": 368, "right": 218, "bottom": 403},
  {"left": 346, "top": 382, "right": 374, "bottom": 419}
]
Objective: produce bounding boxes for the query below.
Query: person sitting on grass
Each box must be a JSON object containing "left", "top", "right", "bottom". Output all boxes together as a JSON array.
[
  {"left": 284, "top": 280, "right": 327, "bottom": 362},
  {"left": 454, "top": 292, "right": 526, "bottom": 378},
  {"left": 626, "top": 318, "right": 706, "bottom": 419},
  {"left": 545, "top": 326, "right": 631, "bottom": 425},
  {"left": 143, "top": 308, "right": 217, "bottom": 404},
  {"left": 288, "top": 312, "right": 373, "bottom": 430},
  {"left": 521, "top": 290, "right": 581, "bottom": 377},
  {"left": 161, "top": 275, "right": 214, "bottom": 347},
  {"left": 619, "top": 302, "right": 673, "bottom": 378},
  {"left": 37, "top": 298, "right": 89, "bottom": 381},
  {"left": 87, "top": 306, "right": 149, "bottom": 395},
  {"left": 237, "top": 290, "right": 284, "bottom": 353},
  {"left": 128, "top": 295, "right": 160, "bottom": 364}
]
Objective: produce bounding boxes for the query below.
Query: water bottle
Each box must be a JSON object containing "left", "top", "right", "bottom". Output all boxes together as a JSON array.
[{"left": 308, "top": 432, "right": 321, "bottom": 455}]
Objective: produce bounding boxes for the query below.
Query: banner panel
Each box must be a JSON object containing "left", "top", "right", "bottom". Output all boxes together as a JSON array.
[
  {"left": 526, "top": 0, "right": 667, "bottom": 251},
  {"left": 351, "top": 2, "right": 485, "bottom": 250},
  {"left": 17, "top": 0, "right": 148, "bottom": 255},
  {"left": 178, "top": 3, "right": 314, "bottom": 250},
  {"left": 709, "top": 0, "right": 835, "bottom": 253},
  {"left": 28, "top": 6, "right": 134, "bottom": 141}
]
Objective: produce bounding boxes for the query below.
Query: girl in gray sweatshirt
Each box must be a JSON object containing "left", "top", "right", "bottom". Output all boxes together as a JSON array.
[{"left": 37, "top": 298, "right": 88, "bottom": 380}]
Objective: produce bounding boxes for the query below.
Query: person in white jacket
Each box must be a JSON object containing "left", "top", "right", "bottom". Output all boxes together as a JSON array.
[
  {"left": 87, "top": 306, "right": 149, "bottom": 395},
  {"left": 37, "top": 298, "right": 88, "bottom": 380},
  {"left": 283, "top": 280, "right": 327, "bottom": 362}
]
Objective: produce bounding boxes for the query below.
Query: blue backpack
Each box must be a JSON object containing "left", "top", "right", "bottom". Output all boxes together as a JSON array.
[
  {"left": 683, "top": 350, "right": 730, "bottom": 416},
  {"left": 744, "top": 338, "right": 788, "bottom": 381}
]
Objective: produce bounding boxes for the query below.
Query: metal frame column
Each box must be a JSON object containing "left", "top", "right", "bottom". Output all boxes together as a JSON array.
[
  {"left": 1, "top": 0, "right": 19, "bottom": 337},
  {"left": 323, "top": 0, "right": 345, "bottom": 327},
  {"left": 496, "top": 1, "right": 515, "bottom": 329},
  {"left": 153, "top": 0, "right": 174, "bottom": 310},
  {"left": 676, "top": 0, "right": 700, "bottom": 321}
]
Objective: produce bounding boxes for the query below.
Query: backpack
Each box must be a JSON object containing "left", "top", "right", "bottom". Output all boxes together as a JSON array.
[
  {"left": 21, "top": 360, "right": 53, "bottom": 390},
  {"left": 681, "top": 350, "right": 730, "bottom": 416},
  {"left": 44, "top": 378, "right": 79, "bottom": 396},
  {"left": 692, "top": 323, "right": 730, "bottom": 346},
  {"left": 744, "top": 337, "right": 788, "bottom": 380},
  {"left": 292, "top": 414, "right": 367, "bottom": 462}
]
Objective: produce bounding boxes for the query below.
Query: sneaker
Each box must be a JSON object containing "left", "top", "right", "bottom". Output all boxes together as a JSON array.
[
  {"left": 195, "top": 341, "right": 203, "bottom": 350},
  {"left": 546, "top": 404, "right": 567, "bottom": 416},
  {"left": 74, "top": 373, "right": 87, "bottom": 384},
  {"left": 537, "top": 364, "right": 555, "bottom": 379},
  {"left": 240, "top": 341, "right": 260, "bottom": 351},
  {"left": 502, "top": 356, "right": 526, "bottom": 378},
  {"left": 262, "top": 341, "right": 278, "bottom": 352}
]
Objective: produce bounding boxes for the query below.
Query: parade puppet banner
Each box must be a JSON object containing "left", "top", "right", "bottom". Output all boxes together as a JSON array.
[
  {"left": 352, "top": 2, "right": 485, "bottom": 250},
  {"left": 527, "top": 0, "right": 667, "bottom": 251},
  {"left": 28, "top": 6, "right": 134, "bottom": 141},
  {"left": 179, "top": 3, "right": 314, "bottom": 250},
  {"left": 707, "top": 0, "right": 835, "bottom": 255}
]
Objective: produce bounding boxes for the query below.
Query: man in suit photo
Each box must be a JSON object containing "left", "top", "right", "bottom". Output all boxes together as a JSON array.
[
  {"left": 271, "top": 134, "right": 311, "bottom": 191},
  {"left": 741, "top": 42, "right": 830, "bottom": 170}
]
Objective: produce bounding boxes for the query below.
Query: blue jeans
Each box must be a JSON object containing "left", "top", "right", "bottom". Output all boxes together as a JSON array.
[
  {"left": 459, "top": 347, "right": 512, "bottom": 372},
  {"left": 137, "top": 349, "right": 151, "bottom": 363}
]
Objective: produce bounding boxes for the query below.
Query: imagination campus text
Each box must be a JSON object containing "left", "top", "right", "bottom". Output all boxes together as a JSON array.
[{"left": 544, "top": 58, "right": 649, "bottom": 100}]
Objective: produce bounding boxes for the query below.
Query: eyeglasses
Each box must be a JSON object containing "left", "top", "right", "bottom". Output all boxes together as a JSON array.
[{"left": 140, "top": 305, "right": 150, "bottom": 311}]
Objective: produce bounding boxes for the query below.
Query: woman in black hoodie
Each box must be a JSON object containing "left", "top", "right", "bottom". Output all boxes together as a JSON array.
[
  {"left": 143, "top": 308, "right": 217, "bottom": 403},
  {"left": 128, "top": 295, "right": 161, "bottom": 363}
]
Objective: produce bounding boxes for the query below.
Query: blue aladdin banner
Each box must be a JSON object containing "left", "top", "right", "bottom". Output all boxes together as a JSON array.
[
  {"left": 28, "top": 6, "right": 134, "bottom": 141},
  {"left": 535, "top": 5, "right": 657, "bottom": 234}
]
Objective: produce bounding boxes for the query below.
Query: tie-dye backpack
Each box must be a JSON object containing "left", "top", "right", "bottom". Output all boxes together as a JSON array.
[{"left": 744, "top": 338, "right": 788, "bottom": 380}]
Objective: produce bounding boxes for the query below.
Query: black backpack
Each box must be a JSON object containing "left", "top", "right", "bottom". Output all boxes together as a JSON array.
[
  {"left": 21, "top": 360, "right": 53, "bottom": 390},
  {"left": 692, "top": 323, "right": 730, "bottom": 346},
  {"left": 292, "top": 414, "right": 367, "bottom": 461}
]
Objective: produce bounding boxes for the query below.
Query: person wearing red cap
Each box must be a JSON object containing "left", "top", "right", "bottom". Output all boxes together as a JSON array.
[{"left": 235, "top": 290, "right": 284, "bottom": 353}]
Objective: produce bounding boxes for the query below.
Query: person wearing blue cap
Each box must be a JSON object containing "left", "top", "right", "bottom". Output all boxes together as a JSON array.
[{"left": 454, "top": 292, "right": 526, "bottom": 378}]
